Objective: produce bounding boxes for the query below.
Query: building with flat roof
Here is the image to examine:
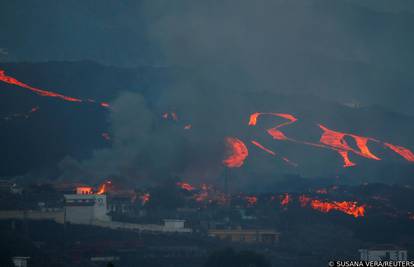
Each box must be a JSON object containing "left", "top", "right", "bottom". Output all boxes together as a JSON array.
[
  {"left": 64, "top": 193, "right": 110, "bottom": 224},
  {"left": 208, "top": 229, "right": 279, "bottom": 244},
  {"left": 359, "top": 245, "right": 407, "bottom": 261}
]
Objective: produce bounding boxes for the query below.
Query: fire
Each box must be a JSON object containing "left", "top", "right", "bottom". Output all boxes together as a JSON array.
[
  {"left": 297, "top": 194, "right": 365, "bottom": 218},
  {"left": 177, "top": 182, "right": 195, "bottom": 191},
  {"left": 280, "top": 193, "right": 291, "bottom": 206},
  {"left": 223, "top": 137, "right": 249, "bottom": 168},
  {"left": 76, "top": 186, "right": 93, "bottom": 195},
  {"left": 96, "top": 180, "right": 111, "bottom": 195},
  {"left": 140, "top": 193, "right": 150, "bottom": 205},
  {"left": 0, "top": 69, "right": 110, "bottom": 108},
  {"left": 309, "top": 200, "right": 365, "bottom": 218}
]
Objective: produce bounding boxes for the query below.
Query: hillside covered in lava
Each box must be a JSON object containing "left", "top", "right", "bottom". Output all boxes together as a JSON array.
[{"left": 0, "top": 61, "right": 413, "bottom": 190}]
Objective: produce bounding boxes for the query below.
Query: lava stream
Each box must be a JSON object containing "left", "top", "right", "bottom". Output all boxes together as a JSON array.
[
  {"left": 249, "top": 112, "right": 297, "bottom": 141},
  {"left": 384, "top": 143, "right": 414, "bottom": 162},
  {"left": 251, "top": 140, "right": 276, "bottom": 156},
  {"left": 177, "top": 182, "right": 195, "bottom": 191},
  {"left": 0, "top": 69, "right": 110, "bottom": 108},
  {"left": 280, "top": 193, "right": 291, "bottom": 206},
  {"left": 318, "top": 124, "right": 380, "bottom": 161},
  {"left": 309, "top": 200, "right": 366, "bottom": 218},
  {"left": 223, "top": 137, "right": 249, "bottom": 168}
]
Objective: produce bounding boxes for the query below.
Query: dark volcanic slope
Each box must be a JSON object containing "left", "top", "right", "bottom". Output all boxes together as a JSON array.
[{"left": 0, "top": 61, "right": 413, "bottom": 185}]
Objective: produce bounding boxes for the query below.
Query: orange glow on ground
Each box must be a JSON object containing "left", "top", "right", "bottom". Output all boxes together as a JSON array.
[
  {"left": 280, "top": 193, "right": 291, "bottom": 206},
  {"left": 310, "top": 200, "right": 365, "bottom": 218},
  {"left": 223, "top": 137, "right": 249, "bottom": 168},
  {"left": 177, "top": 182, "right": 195, "bottom": 191}
]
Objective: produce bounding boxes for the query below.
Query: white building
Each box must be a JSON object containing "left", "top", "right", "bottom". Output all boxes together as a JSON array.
[
  {"left": 64, "top": 193, "right": 110, "bottom": 225},
  {"left": 12, "top": 257, "right": 30, "bottom": 267},
  {"left": 359, "top": 245, "right": 407, "bottom": 261},
  {"left": 163, "top": 219, "right": 186, "bottom": 230}
]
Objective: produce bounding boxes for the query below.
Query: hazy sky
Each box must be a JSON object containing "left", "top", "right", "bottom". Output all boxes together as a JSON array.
[{"left": 1, "top": 0, "right": 414, "bottom": 115}]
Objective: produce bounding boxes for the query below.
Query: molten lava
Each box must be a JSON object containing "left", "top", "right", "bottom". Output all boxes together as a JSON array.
[
  {"left": 249, "top": 112, "right": 297, "bottom": 141},
  {"left": 177, "top": 182, "right": 195, "bottom": 191},
  {"left": 280, "top": 193, "right": 291, "bottom": 206},
  {"left": 384, "top": 143, "right": 414, "bottom": 162},
  {"left": 316, "top": 124, "right": 385, "bottom": 167},
  {"left": 251, "top": 140, "right": 276, "bottom": 156},
  {"left": 0, "top": 69, "right": 110, "bottom": 108},
  {"left": 309, "top": 200, "right": 365, "bottom": 218},
  {"left": 247, "top": 111, "right": 413, "bottom": 168},
  {"left": 223, "top": 137, "right": 249, "bottom": 168}
]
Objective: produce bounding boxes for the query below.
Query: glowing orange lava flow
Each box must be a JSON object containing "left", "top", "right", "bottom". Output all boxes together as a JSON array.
[
  {"left": 223, "top": 137, "right": 249, "bottom": 168},
  {"left": 280, "top": 193, "right": 291, "bottom": 206},
  {"left": 177, "top": 182, "right": 195, "bottom": 191},
  {"left": 249, "top": 112, "right": 297, "bottom": 141},
  {"left": 384, "top": 143, "right": 414, "bottom": 162},
  {"left": 251, "top": 140, "right": 276, "bottom": 156},
  {"left": 338, "top": 150, "right": 356, "bottom": 167},
  {"left": 247, "top": 111, "right": 414, "bottom": 167},
  {"left": 0, "top": 69, "right": 110, "bottom": 108},
  {"left": 310, "top": 200, "right": 365, "bottom": 218},
  {"left": 318, "top": 124, "right": 380, "bottom": 164}
]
